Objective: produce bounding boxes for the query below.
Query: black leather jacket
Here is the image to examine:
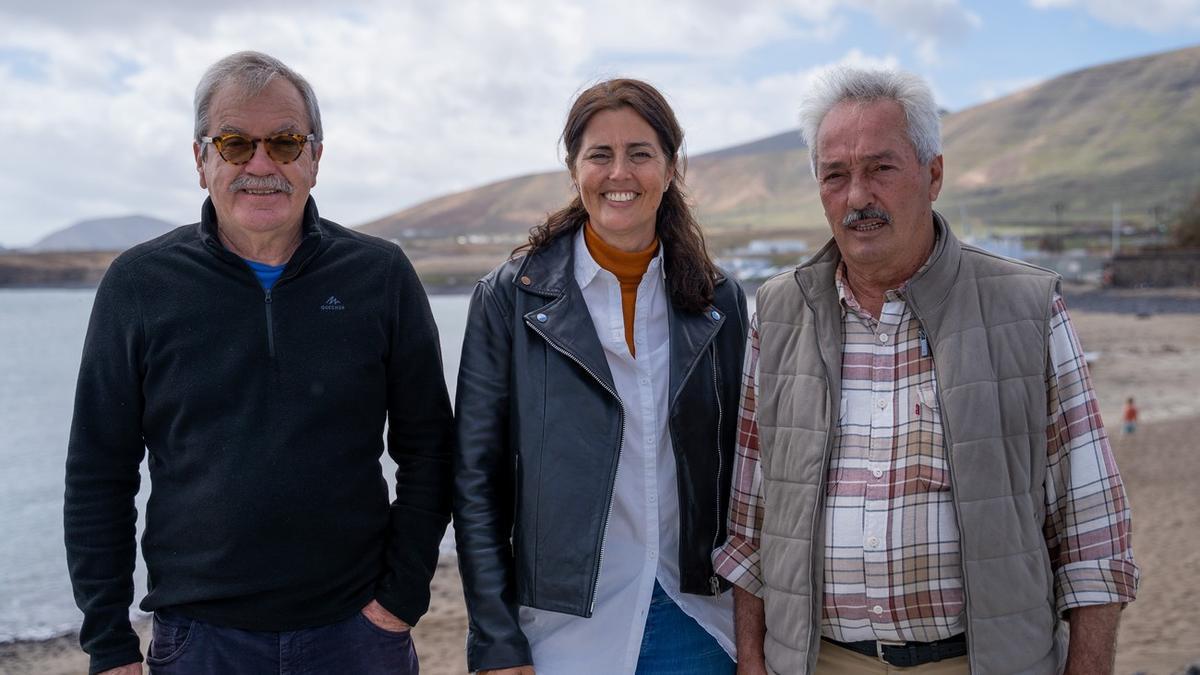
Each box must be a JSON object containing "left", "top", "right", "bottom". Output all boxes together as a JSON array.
[{"left": 453, "top": 231, "right": 748, "bottom": 671}]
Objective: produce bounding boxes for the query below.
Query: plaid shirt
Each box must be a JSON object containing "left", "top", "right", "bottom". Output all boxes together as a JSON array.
[{"left": 713, "top": 264, "right": 1139, "bottom": 643}]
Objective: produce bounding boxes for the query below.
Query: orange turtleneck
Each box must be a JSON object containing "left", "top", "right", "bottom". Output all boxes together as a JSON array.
[{"left": 584, "top": 224, "right": 659, "bottom": 357}]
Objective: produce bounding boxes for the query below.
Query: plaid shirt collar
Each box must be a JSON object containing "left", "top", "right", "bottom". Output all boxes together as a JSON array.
[{"left": 833, "top": 234, "right": 938, "bottom": 320}]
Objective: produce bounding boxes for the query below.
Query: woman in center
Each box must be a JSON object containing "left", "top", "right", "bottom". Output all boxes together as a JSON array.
[{"left": 454, "top": 78, "right": 747, "bottom": 674}]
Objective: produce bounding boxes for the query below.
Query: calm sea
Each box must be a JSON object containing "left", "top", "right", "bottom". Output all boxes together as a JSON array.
[{"left": 0, "top": 289, "right": 471, "bottom": 642}]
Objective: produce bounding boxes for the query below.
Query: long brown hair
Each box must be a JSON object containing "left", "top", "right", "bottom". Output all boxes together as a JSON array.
[{"left": 518, "top": 78, "right": 718, "bottom": 312}]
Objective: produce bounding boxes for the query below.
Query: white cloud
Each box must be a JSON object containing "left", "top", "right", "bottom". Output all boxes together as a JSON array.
[
  {"left": 0, "top": 1, "right": 969, "bottom": 246},
  {"left": 850, "top": 0, "right": 982, "bottom": 64},
  {"left": 627, "top": 49, "right": 904, "bottom": 160},
  {"left": 1029, "top": 0, "right": 1200, "bottom": 31}
]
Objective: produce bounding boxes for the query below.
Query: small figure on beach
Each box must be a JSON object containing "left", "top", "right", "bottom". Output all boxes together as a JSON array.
[
  {"left": 714, "top": 66, "right": 1139, "bottom": 674},
  {"left": 64, "top": 51, "right": 452, "bottom": 675},
  {"left": 454, "top": 78, "right": 747, "bottom": 674},
  {"left": 1124, "top": 397, "right": 1139, "bottom": 434}
]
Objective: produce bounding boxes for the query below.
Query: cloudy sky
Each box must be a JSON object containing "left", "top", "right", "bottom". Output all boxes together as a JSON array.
[{"left": 1, "top": 0, "right": 1198, "bottom": 247}]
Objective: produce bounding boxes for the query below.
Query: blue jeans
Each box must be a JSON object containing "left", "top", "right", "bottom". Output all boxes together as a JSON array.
[
  {"left": 635, "top": 581, "right": 735, "bottom": 675},
  {"left": 146, "top": 608, "right": 418, "bottom": 674}
]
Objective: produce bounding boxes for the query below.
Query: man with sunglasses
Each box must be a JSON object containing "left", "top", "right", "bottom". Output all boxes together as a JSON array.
[{"left": 64, "top": 51, "right": 453, "bottom": 674}]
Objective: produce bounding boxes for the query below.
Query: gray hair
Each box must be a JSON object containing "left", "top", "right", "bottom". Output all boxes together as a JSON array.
[
  {"left": 194, "top": 51, "right": 323, "bottom": 155},
  {"left": 799, "top": 66, "right": 941, "bottom": 177}
]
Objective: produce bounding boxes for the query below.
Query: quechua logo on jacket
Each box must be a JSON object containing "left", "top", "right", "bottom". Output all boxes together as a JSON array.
[{"left": 321, "top": 296, "right": 345, "bottom": 311}]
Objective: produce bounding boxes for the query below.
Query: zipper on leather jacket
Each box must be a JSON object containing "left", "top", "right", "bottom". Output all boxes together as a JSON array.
[
  {"left": 666, "top": 309, "right": 726, "bottom": 594},
  {"left": 264, "top": 288, "right": 276, "bottom": 358},
  {"left": 709, "top": 342, "right": 725, "bottom": 593},
  {"left": 524, "top": 317, "right": 625, "bottom": 617}
]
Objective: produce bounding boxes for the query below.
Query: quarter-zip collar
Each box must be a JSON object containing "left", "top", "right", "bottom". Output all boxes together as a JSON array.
[{"left": 197, "top": 195, "right": 325, "bottom": 282}]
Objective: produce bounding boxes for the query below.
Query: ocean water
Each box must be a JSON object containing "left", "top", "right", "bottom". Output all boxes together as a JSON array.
[{"left": 0, "top": 289, "right": 471, "bottom": 643}]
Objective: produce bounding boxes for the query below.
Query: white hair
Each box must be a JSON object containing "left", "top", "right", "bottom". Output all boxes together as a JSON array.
[{"left": 799, "top": 66, "right": 941, "bottom": 177}]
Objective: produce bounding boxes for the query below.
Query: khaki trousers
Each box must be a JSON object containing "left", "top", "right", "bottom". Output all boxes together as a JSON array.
[{"left": 816, "top": 640, "right": 970, "bottom": 674}]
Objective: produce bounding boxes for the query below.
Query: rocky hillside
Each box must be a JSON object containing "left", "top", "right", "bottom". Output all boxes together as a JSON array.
[{"left": 360, "top": 44, "right": 1200, "bottom": 240}]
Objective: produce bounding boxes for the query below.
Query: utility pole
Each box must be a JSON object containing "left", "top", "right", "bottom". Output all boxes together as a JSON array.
[
  {"left": 1052, "top": 201, "right": 1066, "bottom": 253},
  {"left": 1152, "top": 205, "right": 1166, "bottom": 239},
  {"left": 1111, "top": 201, "right": 1121, "bottom": 257}
]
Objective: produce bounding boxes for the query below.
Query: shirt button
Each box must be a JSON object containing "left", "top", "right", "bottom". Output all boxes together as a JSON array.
[
  {"left": 879, "top": 333, "right": 889, "bottom": 343},
  {"left": 873, "top": 605, "right": 884, "bottom": 615},
  {"left": 866, "top": 537, "right": 879, "bottom": 548},
  {"left": 877, "top": 398, "right": 887, "bottom": 409},
  {"left": 872, "top": 468, "right": 883, "bottom": 478},
  {"left": 649, "top": 551, "right": 657, "bottom": 560},
  {"left": 649, "top": 495, "right": 656, "bottom": 503},
  {"left": 641, "top": 377, "right": 649, "bottom": 385}
]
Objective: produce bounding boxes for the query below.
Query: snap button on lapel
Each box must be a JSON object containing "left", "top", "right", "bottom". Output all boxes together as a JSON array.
[
  {"left": 520, "top": 276, "right": 532, "bottom": 286},
  {"left": 536, "top": 313, "right": 548, "bottom": 323},
  {"left": 710, "top": 310, "right": 721, "bottom": 320}
]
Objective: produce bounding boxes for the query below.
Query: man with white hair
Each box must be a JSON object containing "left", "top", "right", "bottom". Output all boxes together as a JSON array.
[
  {"left": 64, "top": 51, "right": 453, "bottom": 674},
  {"left": 713, "top": 67, "right": 1138, "bottom": 674}
]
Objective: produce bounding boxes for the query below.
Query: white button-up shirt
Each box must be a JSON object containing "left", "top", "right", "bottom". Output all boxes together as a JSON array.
[{"left": 517, "top": 229, "right": 735, "bottom": 673}]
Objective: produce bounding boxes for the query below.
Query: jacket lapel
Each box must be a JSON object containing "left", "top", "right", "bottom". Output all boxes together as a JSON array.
[
  {"left": 514, "top": 233, "right": 618, "bottom": 394},
  {"left": 667, "top": 284, "right": 726, "bottom": 409}
]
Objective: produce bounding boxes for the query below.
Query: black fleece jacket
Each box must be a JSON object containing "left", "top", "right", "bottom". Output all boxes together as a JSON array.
[{"left": 63, "top": 197, "right": 454, "bottom": 674}]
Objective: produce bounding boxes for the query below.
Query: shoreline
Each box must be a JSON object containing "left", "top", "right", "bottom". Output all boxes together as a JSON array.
[{"left": 4, "top": 281, "right": 1200, "bottom": 314}]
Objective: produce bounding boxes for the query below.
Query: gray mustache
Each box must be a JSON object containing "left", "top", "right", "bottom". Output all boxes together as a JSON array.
[
  {"left": 842, "top": 208, "right": 891, "bottom": 227},
  {"left": 229, "top": 175, "right": 294, "bottom": 194}
]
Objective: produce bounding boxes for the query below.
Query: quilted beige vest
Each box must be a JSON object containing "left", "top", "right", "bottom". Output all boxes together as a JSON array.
[{"left": 754, "top": 214, "right": 1066, "bottom": 674}]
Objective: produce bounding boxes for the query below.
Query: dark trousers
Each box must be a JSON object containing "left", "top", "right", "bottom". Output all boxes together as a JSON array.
[{"left": 147, "top": 608, "right": 419, "bottom": 674}]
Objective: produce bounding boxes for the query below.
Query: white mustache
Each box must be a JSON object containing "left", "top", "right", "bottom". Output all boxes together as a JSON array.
[{"left": 229, "top": 175, "right": 294, "bottom": 194}]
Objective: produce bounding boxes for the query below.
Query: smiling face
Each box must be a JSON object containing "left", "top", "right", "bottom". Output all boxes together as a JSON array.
[
  {"left": 815, "top": 98, "right": 943, "bottom": 284},
  {"left": 193, "top": 78, "right": 321, "bottom": 243},
  {"left": 572, "top": 106, "right": 674, "bottom": 251}
]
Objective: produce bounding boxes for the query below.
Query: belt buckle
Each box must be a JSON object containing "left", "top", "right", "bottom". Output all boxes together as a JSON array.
[{"left": 875, "top": 639, "right": 906, "bottom": 664}]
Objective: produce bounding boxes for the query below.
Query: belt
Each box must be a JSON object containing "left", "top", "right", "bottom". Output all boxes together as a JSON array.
[{"left": 822, "top": 633, "right": 967, "bottom": 667}]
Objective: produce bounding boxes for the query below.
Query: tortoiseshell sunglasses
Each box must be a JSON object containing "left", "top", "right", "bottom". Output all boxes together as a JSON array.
[{"left": 200, "top": 133, "right": 316, "bottom": 165}]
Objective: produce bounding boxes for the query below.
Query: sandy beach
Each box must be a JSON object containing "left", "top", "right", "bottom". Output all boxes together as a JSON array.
[{"left": 3, "top": 305, "right": 1198, "bottom": 674}]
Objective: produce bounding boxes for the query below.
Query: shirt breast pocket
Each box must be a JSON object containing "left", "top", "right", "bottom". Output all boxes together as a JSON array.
[
  {"left": 839, "top": 389, "right": 873, "bottom": 430},
  {"left": 914, "top": 381, "right": 950, "bottom": 492}
]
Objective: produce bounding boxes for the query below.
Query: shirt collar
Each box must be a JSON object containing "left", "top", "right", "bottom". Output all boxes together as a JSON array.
[{"left": 834, "top": 229, "right": 941, "bottom": 313}]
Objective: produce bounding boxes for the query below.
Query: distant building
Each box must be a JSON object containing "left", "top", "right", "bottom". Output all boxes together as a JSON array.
[
  {"left": 733, "top": 239, "right": 809, "bottom": 256},
  {"left": 966, "top": 236, "right": 1107, "bottom": 283}
]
